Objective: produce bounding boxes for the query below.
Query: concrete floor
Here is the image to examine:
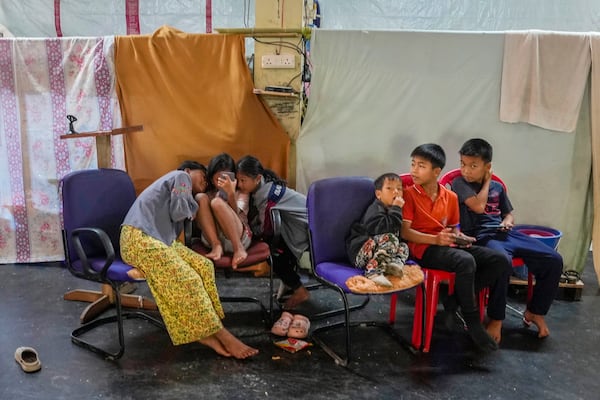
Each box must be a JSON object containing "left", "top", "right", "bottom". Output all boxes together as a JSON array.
[{"left": 1, "top": 254, "right": 599, "bottom": 400}]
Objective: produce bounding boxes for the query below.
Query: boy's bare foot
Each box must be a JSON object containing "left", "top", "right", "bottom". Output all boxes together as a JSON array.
[
  {"left": 524, "top": 310, "right": 550, "bottom": 338},
  {"left": 282, "top": 286, "right": 310, "bottom": 310},
  {"left": 231, "top": 249, "right": 247, "bottom": 269},
  {"left": 198, "top": 334, "right": 231, "bottom": 357},
  {"left": 214, "top": 328, "right": 259, "bottom": 359},
  {"left": 486, "top": 319, "right": 503, "bottom": 344},
  {"left": 206, "top": 244, "right": 223, "bottom": 261}
]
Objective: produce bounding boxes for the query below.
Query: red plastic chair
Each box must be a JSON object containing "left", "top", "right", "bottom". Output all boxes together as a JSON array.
[
  {"left": 439, "top": 169, "right": 534, "bottom": 303},
  {"left": 388, "top": 173, "right": 486, "bottom": 352}
]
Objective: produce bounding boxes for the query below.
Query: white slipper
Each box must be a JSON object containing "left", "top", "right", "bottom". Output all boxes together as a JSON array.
[{"left": 15, "top": 347, "right": 41, "bottom": 373}]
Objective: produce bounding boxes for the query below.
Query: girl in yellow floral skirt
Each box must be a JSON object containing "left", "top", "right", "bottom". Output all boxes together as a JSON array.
[{"left": 120, "top": 161, "right": 258, "bottom": 359}]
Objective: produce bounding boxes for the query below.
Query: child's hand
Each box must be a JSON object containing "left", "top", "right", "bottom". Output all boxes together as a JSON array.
[
  {"left": 436, "top": 227, "right": 456, "bottom": 246},
  {"left": 218, "top": 174, "right": 236, "bottom": 193},
  {"left": 484, "top": 169, "right": 492, "bottom": 183},
  {"left": 392, "top": 196, "right": 405, "bottom": 207},
  {"left": 454, "top": 233, "right": 476, "bottom": 247}
]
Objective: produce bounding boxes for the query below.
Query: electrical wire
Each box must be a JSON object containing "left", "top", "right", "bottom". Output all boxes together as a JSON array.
[{"left": 253, "top": 36, "right": 306, "bottom": 58}]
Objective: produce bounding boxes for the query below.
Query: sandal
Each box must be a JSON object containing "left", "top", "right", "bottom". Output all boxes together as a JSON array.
[
  {"left": 271, "top": 311, "right": 294, "bottom": 336},
  {"left": 15, "top": 347, "right": 41, "bottom": 373},
  {"left": 564, "top": 270, "right": 580, "bottom": 284},
  {"left": 288, "top": 314, "right": 310, "bottom": 339},
  {"left": 559, "top": 272, "right": 568, "bottom": 284}
]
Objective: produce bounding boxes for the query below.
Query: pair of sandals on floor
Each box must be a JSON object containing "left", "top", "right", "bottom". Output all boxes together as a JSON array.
[{"left": 271, "top": 312, "right": 310, "bottom": 339}]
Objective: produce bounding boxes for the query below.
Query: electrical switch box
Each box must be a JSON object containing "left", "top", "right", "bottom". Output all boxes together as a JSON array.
[{"left": 261, "top": 54, "right": 295, "bottom": 69}]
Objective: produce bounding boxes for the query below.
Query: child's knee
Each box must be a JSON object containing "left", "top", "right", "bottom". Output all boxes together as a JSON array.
[
  {"left": 454, "top": 252, "right": 476, "bottom": 273},
  {"left": 551, "top": 251, "right": 563, "bottom": 266},
  {"left": 195, "top": 192, "right": 210, "bottom": 205},
  {"left": 210, "top": 196, "right": 227, "bottom": 209}
]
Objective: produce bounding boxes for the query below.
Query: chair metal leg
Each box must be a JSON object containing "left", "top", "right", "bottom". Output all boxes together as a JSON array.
[
  {"left": 275, "top": 280, "right": 370, "bottom": 321},
  {"left": 219, "top": 296, "right": 271, "bottom": 328},
  {"left": 310, "top": 284, "right": 353, "bottom": 366},
  {"left": 311, "top": 283, "right": 416, "bottom": 367},
  {"left": 218, "top": 255, "right": 275, "bottom": 328},
  {"left": 506, "top": 303, "right": 525, "bottom": 317},
  {"left": 70, "top": 284, "right": 164, "bottom": 360}
]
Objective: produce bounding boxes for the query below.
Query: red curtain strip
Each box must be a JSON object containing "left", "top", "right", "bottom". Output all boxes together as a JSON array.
[
  {"left": 206, "top": 0, "right": 212, "bottom": 33},
  {"left": 54, "top": 0, "right": 62, "bottom": 37},
  {"left": 126, "top": 0, "right": 140, "bottom": 35}
]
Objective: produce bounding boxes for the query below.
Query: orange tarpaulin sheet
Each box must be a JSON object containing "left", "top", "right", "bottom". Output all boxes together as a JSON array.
[{"left": 115, "top": 26, "right": 289, "bottom": 193}]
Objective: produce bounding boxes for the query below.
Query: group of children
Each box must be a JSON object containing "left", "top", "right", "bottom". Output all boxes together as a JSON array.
[
  {"left": 119, "top": 139, "right": 563, "bottom": 359},
  {"left": 193, "top": 153, "right": 311, "bottom": 310},
  {"left": 347, "top": 139, "right": 563, "bottom": 352},
  {"left": 119, "top": 152, "right": 310, "bottom": 360}
]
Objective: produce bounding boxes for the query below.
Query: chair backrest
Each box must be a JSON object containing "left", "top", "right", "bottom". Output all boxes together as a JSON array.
[
  {"left": 400, "top": 173, "right": 414, "bottom": 189},
  {"left": 307, "top": 176, "right": 375, "bottom": 265},
  {"left": 61, "top": 169, "right": 136, "bottom": 265},
  {"left": 439, "top": 168, "right": 507, "bottom": 192}
]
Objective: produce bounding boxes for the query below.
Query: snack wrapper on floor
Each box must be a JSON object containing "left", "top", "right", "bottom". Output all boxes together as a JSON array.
[{"left": 274, "top": 338, "right": 312, "bottom": 353}]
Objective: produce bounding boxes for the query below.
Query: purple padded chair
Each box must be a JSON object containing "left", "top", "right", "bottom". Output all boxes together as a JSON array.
[
  {"left": 61, "top": 168, "right": 164, "bottom": 360},
  {"left": 307, "top": 176, "right": 415, "bottom": 366}
]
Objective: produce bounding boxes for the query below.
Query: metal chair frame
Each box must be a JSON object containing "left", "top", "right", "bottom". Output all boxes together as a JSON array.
[{"left": 61, "top": 169, "right": 165, "bottom": 360}]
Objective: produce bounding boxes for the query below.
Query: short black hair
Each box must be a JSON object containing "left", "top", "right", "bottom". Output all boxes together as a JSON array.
[
  {"left": 410, "top": 143, "right": 446, "bottom": 169},
  {"left": 459, "top": 138, "right": 493, "bottom": 163},
  {"left": 177, "top": 160, "right": 206, "bottom": 172},
  {"left": 374, "top": 173, "right": 400, "bottom": 190}
]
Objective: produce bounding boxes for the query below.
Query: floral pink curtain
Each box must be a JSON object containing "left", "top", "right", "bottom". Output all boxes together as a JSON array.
[{"left": 0, "top": 36, "right": 124, "bottom": 263}]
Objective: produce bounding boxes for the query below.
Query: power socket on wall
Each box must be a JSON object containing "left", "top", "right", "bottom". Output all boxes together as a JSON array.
[{"left": 261, "top": 54, "right": 295, "bottom": 69}]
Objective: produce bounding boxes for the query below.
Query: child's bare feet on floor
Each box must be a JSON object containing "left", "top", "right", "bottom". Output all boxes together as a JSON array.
[
  {"left": 206, "top": 244, "right": 223, "bottom": 261},
  {"left": 524, "top": 310, "right": 550, "bottom": 338},
  {"left": 282, "top": 286, "right": 310, "bottom": 310},
  {"left": 199, "top": 334, "right": 231, "bottom": 357},
  {"left": 215, "top": 328, "right": 259, "bottom": 359},
  {"left": 232, "top": 249, "right": 247, "bottom": 269},
  {"left": 486, "top": 319, "right": 503, "bottom": 344}
]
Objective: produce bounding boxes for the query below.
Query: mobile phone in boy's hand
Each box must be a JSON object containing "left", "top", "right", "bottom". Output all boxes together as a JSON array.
[
  {"left": 454, "top": 234, "right": 475, "bottom": 247},
  {"left": 482, "top": 223, "right": 504, "bottom": 230}
]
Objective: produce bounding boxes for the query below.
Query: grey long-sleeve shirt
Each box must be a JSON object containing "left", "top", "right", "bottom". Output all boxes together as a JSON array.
[
  {"left": 250, "top": 177, "right": 308, "bottom": 260},
  {"left": 122, "top": 170, "right": 198, "bottom": 245}
]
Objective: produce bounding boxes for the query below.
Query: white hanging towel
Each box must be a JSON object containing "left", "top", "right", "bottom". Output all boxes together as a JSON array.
[{"left": 499, "top": 30, "right": 590, "bottom": 133}]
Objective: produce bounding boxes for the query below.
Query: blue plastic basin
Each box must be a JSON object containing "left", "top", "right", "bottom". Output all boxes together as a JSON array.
[{"left": 513, "top": 224, "right": 562, "bottom": 250}]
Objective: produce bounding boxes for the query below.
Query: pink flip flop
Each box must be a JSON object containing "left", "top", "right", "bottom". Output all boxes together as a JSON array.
[
  {"left": 288, "top": 314, "right": 310, "bottom": 339},
  {"left": 271, "top": 311, "right": 294, "bottom": 336}
]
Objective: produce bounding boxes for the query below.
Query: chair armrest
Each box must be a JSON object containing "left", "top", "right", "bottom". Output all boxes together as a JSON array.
[
  {"left": 270, "top": 205, "right": 308, "bottom": 249},
  {"left": 270, "top": 208, "right": 283, "bottom": 248},
  {"left": 71, "top": 227, "right": 115, "bottom": 280},
  {"left": 184, "top": 218, "right": 193, "bottom": 247}
]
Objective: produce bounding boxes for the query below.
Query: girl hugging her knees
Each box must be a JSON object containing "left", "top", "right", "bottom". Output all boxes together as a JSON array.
[{"left": 194, "top": 153, "right": 252, "bottom": 268}]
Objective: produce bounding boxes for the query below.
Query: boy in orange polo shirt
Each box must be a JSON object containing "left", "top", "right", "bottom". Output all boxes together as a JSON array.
[{"left": 401, "top": 143, "right": 511, "bottom": 352}]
